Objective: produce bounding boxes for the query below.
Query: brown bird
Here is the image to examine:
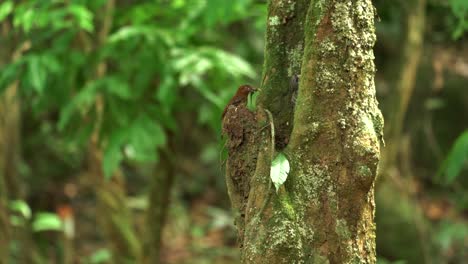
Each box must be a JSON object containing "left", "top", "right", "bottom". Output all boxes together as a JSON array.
[{"left": 221, "top": 84, "right": 257, "bottom": 119}]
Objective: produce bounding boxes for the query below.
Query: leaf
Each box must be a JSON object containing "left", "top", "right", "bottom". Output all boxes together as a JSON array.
[
  {"left": 247, "top": 92, "right": 257, "bottom": 111},
  {"left": 103, "top": 130, "right": 127, "bottom": 178},
  {"left": 27, "top": 55, "right": 47, "bottom": 93},
  {"left": 0, "top": 1, "right": 13, "bottom": 22},
  {"left": 58, "top": 82, "right": 99, "bottom": 130},
  {"left": 126, "top": 114, "right": 165, "bottom": 162},
  {"left": 89, "top": 249, "right": 112, "bottom": 264},
  {"left": 103, "top": 77, "right": 132, "bottom": 99},
  {"left": 270, "top": 152, "right": 290, "bottom": 192},
  {"left": 437, "top": 130, "right": 468, "bottom": 184},
  {"left": 9, "top": 200, "right": 31, "bottom": 219},
  {"left": 32, "top": 213, "right": 63, "bottom": 232},
  {"left": 108, "top": 26, "right": 173, "bottom": 46},
  {"left": 67, "top": 4, "right": 94, "bottom": 32},
  {"left": 156, "top": 73, "right": 177, "bottom": 108},
  {"left": 0, "top": 59, "right": 23, "bottom": 93}
]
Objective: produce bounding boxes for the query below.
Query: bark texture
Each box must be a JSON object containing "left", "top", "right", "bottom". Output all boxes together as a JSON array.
[
  {"left": 258, "top": 0, "right": 311, "bottom": 150},
  {"left": 224, "top": 0, "right": 383, "bottom": 263}
]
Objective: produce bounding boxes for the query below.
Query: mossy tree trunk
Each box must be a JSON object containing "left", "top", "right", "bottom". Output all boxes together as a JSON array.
[{"left": 224, "top": 0, "right": 383, "bottom": 263}]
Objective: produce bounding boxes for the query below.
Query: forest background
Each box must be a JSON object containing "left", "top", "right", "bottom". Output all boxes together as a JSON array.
[{"left": 0, "top": 0, "right": 467, "bottom": 263}]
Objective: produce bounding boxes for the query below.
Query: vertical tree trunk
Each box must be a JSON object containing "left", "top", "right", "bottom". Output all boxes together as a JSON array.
[
  {"left": 88, "top": 144, "right": 142, "bottom": 263},
  {"left": 224, "top": 0, "right": 383, "bottom": 263},
  {"left": 376, "top": 0, "right": 429, "bottom": 262},
  {"left": 0, "top": 170, "right": 9, "bottom": 263},
  {"left": 0, "top": 25, "right": 31, "bottom": 261},
  {"left": 86, "top": 1, "right": 142, "bottom": 262},
  {"left": 383, "top": 0, "right": 426, "bottom": 169},
  {"left": 145, "top": 149, "right": 174, "bottom": 264}
]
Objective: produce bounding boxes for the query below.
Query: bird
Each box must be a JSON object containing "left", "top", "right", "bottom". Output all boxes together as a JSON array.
[{"left": 221, "top": 84, "right": 257, "bottom": 120}]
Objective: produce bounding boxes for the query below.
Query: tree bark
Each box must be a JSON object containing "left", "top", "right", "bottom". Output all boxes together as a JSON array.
[{"left": 224, "top": 0, "right": 383, "bottom": 263}]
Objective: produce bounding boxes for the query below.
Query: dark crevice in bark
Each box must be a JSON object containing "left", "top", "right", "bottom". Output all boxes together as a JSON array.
[
  {"left": 225, "top": 0, "right": 382, "bottom": 263},
  {"left": 258, "top": 0, "right": 311, "bottom": 150}
]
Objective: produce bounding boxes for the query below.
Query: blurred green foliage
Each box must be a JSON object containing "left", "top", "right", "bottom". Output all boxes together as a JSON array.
[
  {"left": 0, "top": 0, "right": 467, "bottom": 263},
  {"left": 0, "top": 0, "right": 264, "bottom": 178},
  {"left": 449, "top": 0, "right": 468, "bottom": 39},
  {"left": 437, "top": 130, "right": 468, "bottom": 184}
]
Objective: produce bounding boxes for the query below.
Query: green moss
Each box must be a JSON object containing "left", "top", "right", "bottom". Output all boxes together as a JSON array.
[
  {"left": 295, "top": 163, "right": 332, "bottom": 207},
  {"left": 335, "top": 219, "right": 351, "bottom": 240},
  {"left": 287, "top": 43, "right": 303, "bottom": 77},
  {"left": 278, "top": 192, "right": 296, "bottom": 220},
  {"left": 357, "top": 165, "right": 372, "bottom": 178},
  {"left": 243, "top": 0, "right": 381, "bottom": 262}
]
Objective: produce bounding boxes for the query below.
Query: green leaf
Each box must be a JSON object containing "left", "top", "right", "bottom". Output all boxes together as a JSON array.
[
  {"left": 59, "top": 82, "right": 99, "bottom": 130},
  {"left": 103, "top": 77, "right": 132, "bottom": 99},
  {"left": 32, "top": 213, "right": 63, "bottom": 232},
  {"left": 14, "top": 7, "right": 35, "bottom": 33},
  {"left": 88, "top": 248, "right": 112, "bottom": 264},
  {"left": 108, "top": 26, "right": 173, "bottom": 45},
  {"left": 270, "top": 152, "right": 290, "bottom": 192},
  {"left": 9, "top": 200, "right": 31, "bottom": 219},
  {"left": 27, "top": 55, "right": 47, "bottom": 93},
  {"left": 0, "top": 1, "right": 13, "bottom": 22},
  {"left": 126, "top": 114, "right": 165, "bottom": 163},
  {"left": 68, "top": 4, "right": 94, "bottom": 32},
  {"left": 103, "top": 130, "right": 127, "bottom": 178},
  {"left": 0, "top": 59, "right": 23, "bottom": 93},
  {"left": 437, "top": 130, "right": 468, "bottom": 184},
  {"left": 247, "top": 92, "right": 258, "bottom": 111}
]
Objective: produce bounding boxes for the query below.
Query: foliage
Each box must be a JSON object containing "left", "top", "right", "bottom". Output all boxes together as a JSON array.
[
  {"left": 449, "top": 0, "right": 468, "bottom": 39},
  {"left": 437, "top": 130, "right": 468, "bottom": 185},
  {"left": 85, "top": 248, "right": 112, "bottom": 264},
  {"left": 0, "top": 0, "right": 261, "bottom": 178},
  {"left": 9, "top": 200, "right": 63, "bottom": 232},
  {"left": 270, "top": 152, "right": 290, "bottom": 192}
]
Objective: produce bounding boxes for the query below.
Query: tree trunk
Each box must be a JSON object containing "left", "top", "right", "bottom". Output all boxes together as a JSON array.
[
  {"left": 88, "top": 138, "right": 142, "bottom": 263},
  {"left": 383, "top": 0, "right": 426, "bottom": 170},
  {"left": 0, "top": 25, "right": 31, "bottom": 261},
  {"left": 376, "top": 0, "right": 429, "bottom": 262},
  {"left": 0, "top": 169, "right": 10, "bottom": 263},
  {"left": 224, "top": 0, "right": 383, "bottom": 263},
  {"left": 145, "top": 149, "right": 174, "bottom": 264},
  {"left": 86, "top": 1, "right": 142, "bottom": 262}
]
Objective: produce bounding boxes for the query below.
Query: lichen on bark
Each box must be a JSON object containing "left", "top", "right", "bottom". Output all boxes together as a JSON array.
[
  {"left": 225, "top": 0, "right": 382, "bottom": 263},
  {"left": 288, "top": 0, "right": 381, "bottom": 262}
]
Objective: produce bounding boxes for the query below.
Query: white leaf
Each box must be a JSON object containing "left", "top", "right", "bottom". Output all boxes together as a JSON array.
[{"left": 270, "top": 153, "right": 290, "bottom": 192}]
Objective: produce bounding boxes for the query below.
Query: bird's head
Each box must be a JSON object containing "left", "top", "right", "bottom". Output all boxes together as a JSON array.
[{"left": 237, "top": 84, "right": 257, "bottom": 96}]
